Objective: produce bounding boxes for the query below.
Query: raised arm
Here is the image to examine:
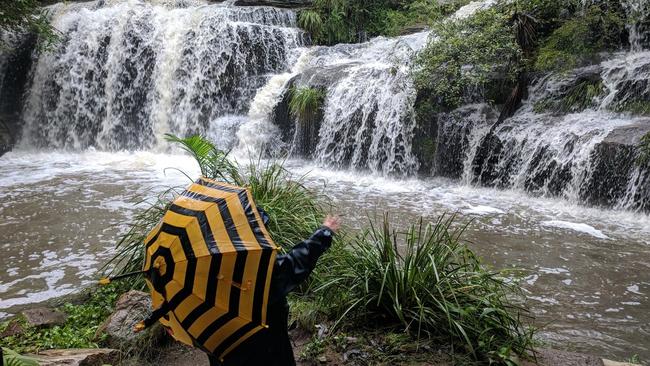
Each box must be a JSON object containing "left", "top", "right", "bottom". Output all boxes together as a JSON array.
[{"left": 271, "top": 216, "right": 341, "bottom": 299}]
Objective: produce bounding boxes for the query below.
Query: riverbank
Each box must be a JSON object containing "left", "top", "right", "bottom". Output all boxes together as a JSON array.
[{"left": 1, "top": 287, "right": 644, "bottom": 366}]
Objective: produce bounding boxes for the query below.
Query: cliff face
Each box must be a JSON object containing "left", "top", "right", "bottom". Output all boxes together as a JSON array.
[{"left": 0, "top": 33, "right": 37, "bottom": 157}]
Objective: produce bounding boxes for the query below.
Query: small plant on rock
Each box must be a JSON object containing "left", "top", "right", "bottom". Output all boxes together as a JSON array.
[{"left": 289, "top": 86, "right": 326, "bottom": 125}]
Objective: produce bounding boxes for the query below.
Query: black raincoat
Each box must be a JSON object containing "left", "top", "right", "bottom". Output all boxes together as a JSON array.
[{"left": 208, "top": 226, "right": 334, "bottom": 366}]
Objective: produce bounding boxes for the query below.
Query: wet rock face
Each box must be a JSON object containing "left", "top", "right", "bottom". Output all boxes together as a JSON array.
[
  {"left": 431, "top": 104, "right": 497, "bottom": 179},
  {"left": 582, "top": 121, "right": 650, "bottom": 211},
  {"left": 0, "top": 32, "right": 37, "bottom": 156},
  {"left": 270, "top": 65, "right": 350, "bottom": 158},
  {"left": 21, "top": 307, "right": 68, "bottom": 328},
  {"left": 234, "top": 0, "right": 313, "bottom": 8}
]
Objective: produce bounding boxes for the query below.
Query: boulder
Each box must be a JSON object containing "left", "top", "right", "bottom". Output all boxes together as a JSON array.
[
  {"left": 96, "top": 290, "right": 167, "bottom": 351},
  {"left": 28, "top": 348, "right": 118, "bottom": 366},
  {"left": 21, "top": 307, "right": 67, "bottom": 328},
  {"left": 582, "top": 120, "right": 650, "bottom": 211},
  {"left": 233, "top": 0, "right": 313, "bottom": 8},
  {"left": 0, "top": 318, "right": 25, "bottom": 337}
]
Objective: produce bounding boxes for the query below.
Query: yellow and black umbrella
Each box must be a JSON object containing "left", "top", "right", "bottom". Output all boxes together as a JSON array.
[{"left": 138, "top": 177, "right": 278, "bottom": 360}]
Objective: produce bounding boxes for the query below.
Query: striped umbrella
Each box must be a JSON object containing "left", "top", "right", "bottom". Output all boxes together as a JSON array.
[{"left": 138, "top": 177, "right": 278, "bottom": 360}]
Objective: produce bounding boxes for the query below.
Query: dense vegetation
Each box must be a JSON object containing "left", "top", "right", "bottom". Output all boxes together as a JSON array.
[
  {"left": 414, "top": 0, "right": 630, "bottom": 112},
  {"left": 0, "top": 0, "right": 57, "bottom": 48},
  {"left": 297, "top": 0, "right": 471, "bottom": 45},
  {"left": 0, "top": 283, "right": 126, "bottom": 353}
]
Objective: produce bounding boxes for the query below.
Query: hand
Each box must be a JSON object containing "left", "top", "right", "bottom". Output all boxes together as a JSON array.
[{"left": 323, "top": 215, "right": 341, "bottom": 233}]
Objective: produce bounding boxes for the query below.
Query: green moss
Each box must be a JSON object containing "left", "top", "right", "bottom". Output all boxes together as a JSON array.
[
  {"left": 534, "top": 79, "right": 604, "bottom": 113},
  {"left": 0, "top": 283, "right": 126, "bottom": 353}
]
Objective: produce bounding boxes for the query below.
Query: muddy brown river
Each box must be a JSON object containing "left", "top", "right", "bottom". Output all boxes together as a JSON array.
[{"left": 1, "top": 150, "right": 649, "bottom": 361}]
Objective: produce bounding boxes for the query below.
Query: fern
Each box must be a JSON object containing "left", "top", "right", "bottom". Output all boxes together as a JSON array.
[
  {"left": 3, "top": 348, "right": 39, "bottom": 366},
  {"left": 164, "top": 134, "right": 241, "bottom": 182}
]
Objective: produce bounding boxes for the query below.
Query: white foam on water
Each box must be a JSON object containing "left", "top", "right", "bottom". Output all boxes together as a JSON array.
[
  {"left": 627, "top": 285, "right": 642, "bottom": 295},
  {"left": 462, "top": 204, "right": 505, "bottom": 215},
  {"left": 541, "top": 220, "right": 610, "bottom": 239}
]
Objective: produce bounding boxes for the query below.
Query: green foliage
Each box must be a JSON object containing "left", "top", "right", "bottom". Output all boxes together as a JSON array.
[
  {"left": 106, "top": 135, "right": 325, "bottom": 281},
  {"left": 165, "top": 134, "right": 241, "bottom": 182},
  {"left": 300, "top": 0, "right": 469, "bottom": 45},
  {"left": 289, "top": 86, "right": 326, "bottom": 124},
  {"left": 533, "top": 78, "right": 604, "bottom": 113},
  {"left": 534, "top": 4, "right": 626, "bottom": 72},
  {"left": 316, "top": 214, "right": 535, "bottom": 364},
  {"left": 638, "top": 132, "right": 650, "bottom": 166},
  {"left": 372, "top": 0, "right": 467, "bottom": 37},
  {"left": 0, "top": 0, "right": 58, "bottom": 49},
  {"left": 300, "top": 336, "right": 326, "bottom": 360},
  {"left": 298, "top": 10, "right": 324, "bottom": 40},
  {"left": 415, "top": 8, "right": 521, "bottom": 109},
  {"left": 2, "top": 349, "right": 39, "bottom": 366},
  {"left": 0, "top": 283, "right": 125, "bottom": 354}
]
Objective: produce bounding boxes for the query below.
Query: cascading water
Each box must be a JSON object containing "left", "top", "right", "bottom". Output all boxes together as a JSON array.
[
  {"left": 18, "top": 0, "right": 306, "bottom": 150},
  {"left": 428, "top": 0, "right": 650, "bottom": 212},
  {"left": 305, "top": 33, "right": 427, "bottom": 176}
]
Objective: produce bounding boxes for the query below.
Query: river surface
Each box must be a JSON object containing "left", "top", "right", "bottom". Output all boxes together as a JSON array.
[{"left": 1, "top": 150, "right": 649, "bottom": 360}]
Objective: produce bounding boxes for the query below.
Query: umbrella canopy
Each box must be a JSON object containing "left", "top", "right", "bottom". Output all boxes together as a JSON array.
[{"left": 141, "top": 177, "right": 278, "bottom": 360}]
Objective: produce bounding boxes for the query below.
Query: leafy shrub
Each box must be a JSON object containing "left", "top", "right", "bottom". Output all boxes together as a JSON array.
[
  {"left": 0, "top": 0, "right": 58, "bottom": 49},
  {"left": 298, "top": 10, "right": 324, "bottom": 40},
  {"left": 316, "top": 214, "right": 535, "bottom": 364},
  {"left": 415, "top": 8, "right": 521, "bottom": 109},
  {"left": 534, "top": 4, "right": 627, "bottom": 72},
  {"left": 300, "top": 0, "right": 468, "bottom": 45}
]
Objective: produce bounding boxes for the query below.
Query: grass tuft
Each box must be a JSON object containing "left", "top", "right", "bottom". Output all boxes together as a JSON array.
[
  {"left": 289, "top": 86, "right": 326, "bottom": 125},
  {"left": 316, "top": 214, "right": 535, "bottom": 364}
]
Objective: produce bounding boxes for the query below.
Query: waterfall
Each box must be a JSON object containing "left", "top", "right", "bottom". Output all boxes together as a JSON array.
[
  {"left": 431, "top": 26, "right": 650, "bottom": 212},
  {"left": 18, "top": 0, "right": 306, "bottom": 150},
  {"left": 622, "top": 0, "right": 650, "bottom": 51},
  {"left": 309, "top": 34, "right": 426, "bottom": 176}
]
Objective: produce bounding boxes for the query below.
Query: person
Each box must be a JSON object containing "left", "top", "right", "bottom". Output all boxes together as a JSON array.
[{"left": 207, "top": 215, "right": 341, "bottom": 366}]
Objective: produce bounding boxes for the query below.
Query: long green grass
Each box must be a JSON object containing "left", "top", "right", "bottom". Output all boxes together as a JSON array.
[
  {"left": 315, "top": 214, "right": 535, "bottom": 364},
  {"left": 298, "top": 10, "right": 324, "bottom": 40},
  {"left": 289, "top": 86, "right": 326, "bottom": 125}
]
